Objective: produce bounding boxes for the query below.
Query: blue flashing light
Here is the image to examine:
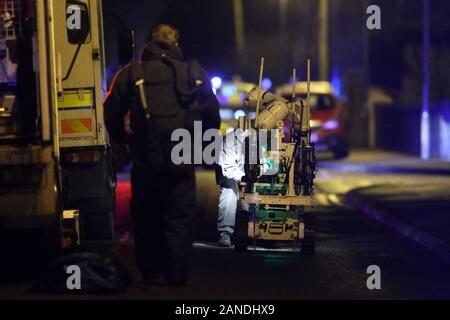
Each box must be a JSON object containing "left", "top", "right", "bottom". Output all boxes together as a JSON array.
[
  {"left": 331, "top": 67, "right": 343, "bottom": 99},
  {"left": 261, "top": 78, "right": 273, "bottom": 90},
  {"left": 219, "top": 109, "right": 234, "bottom": 121},
  {"left": 222, "top": 85, "right": 237, "bottom": 97},
  {"left": 211, "top": 77, "right": 223, "bottom": 90},
  {"left": 421, "top": 111, "right": 430, "bottom": 160},
  {"left": 439, "top": 115, "right": 450, "bottom": 160},
  {"left": 234, "top": 109, "right": 246, "bottom": 120}
]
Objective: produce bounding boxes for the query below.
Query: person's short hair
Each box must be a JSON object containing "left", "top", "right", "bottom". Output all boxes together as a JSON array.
[{"left": 152, "top": 24, "right": 179, "bottom": 46}]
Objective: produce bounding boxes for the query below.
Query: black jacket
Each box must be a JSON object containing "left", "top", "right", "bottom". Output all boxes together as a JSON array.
[{"left": 104, "top": 41, "right": 221, "bottom": 146}]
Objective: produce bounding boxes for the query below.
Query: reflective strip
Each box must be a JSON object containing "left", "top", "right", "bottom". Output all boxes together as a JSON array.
[
  {"left": 61, "top": 119, "right": 93, "bottom": 134},
  {"left": 58, "top": 89, "right": 94, "bottom": 109}
]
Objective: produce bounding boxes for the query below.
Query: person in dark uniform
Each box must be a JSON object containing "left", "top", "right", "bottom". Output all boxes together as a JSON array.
[{"left": 104, "top": 25, "right": 220, "bottom": 287}]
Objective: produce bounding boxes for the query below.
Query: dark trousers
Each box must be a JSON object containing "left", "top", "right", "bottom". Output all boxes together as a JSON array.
[{"left": 130, "top": 165, "right": 196, "bottom": 284}]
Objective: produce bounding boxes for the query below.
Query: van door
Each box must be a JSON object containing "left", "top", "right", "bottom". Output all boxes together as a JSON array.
[{"left": 47, "top": 0, "right": 106, "bottom": 149}]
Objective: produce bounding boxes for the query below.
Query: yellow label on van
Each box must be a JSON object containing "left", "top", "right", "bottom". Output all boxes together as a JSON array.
[{"left": 58, "top": 89, "right": 94, "bottom": 110}]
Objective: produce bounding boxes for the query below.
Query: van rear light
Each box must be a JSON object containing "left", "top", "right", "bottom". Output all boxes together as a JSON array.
[
  {"left": 0, "top": 166, "right": 43, "bottom": 188},
  {"left": 63, "top": 150, "right": 103, "bottom": 164}
]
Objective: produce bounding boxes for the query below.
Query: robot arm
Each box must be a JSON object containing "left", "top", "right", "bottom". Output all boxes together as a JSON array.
[
  {"left": 241, "top": 85, "right": 315, "bottom": 194},
  {"left": 244, "top": 86, "right": 291, "bottom": 130},
  {"left": 244, "top": 86, "right": 310, "bottom": 133}
]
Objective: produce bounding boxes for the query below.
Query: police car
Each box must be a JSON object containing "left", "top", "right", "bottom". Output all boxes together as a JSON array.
[{"left": 276, "top": 81, "right": 349, "bottom": 158}]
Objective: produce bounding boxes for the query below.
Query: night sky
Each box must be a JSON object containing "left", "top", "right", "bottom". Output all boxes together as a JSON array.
[{"left": 103, "top": 0, "right": 450, "bottom": 102}]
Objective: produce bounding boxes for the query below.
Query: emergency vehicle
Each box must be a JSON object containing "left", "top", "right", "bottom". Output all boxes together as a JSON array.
[
  {"left": 214, "top": 77, "right": 256, "bottom": 135},
  {"left": 277, "top": 81, "right": 349, "bottom": 158},
  {"left": 0, "top": 0, "right": 114, "bottom": 257}
]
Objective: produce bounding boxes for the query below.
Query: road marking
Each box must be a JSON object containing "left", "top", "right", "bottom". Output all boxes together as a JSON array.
[
  {"left": 315, "top": 193, "right": 330, "bottom": 206},
  {"left": 328, "top": 194, "right": 342, "bottom": 206},
  {"left": 193, "top": 242, "right": 301, "bottom": 252}
]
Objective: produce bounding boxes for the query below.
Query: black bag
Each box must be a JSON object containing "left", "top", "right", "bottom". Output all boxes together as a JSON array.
[
  {"left": 31, "top": 251, "right": 131, "bottom": 294},
  {"left": 129, "top": 57, "right": 206, "bottom": 122},
  {"left": 128, "top": 57, "right": 206, "bottom": 170}
]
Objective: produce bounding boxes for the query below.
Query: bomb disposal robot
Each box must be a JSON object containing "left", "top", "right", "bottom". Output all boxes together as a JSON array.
[
  {"left": 0, "top": 0, "right": 114, "bottom": 256},
  {"left": 235, "top": 61, "right": 317, "bottom": 254}
]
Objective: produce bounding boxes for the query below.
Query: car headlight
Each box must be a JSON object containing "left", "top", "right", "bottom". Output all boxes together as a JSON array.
[{"left": 310, "top": 120, "right": 322, "bottom": 128}]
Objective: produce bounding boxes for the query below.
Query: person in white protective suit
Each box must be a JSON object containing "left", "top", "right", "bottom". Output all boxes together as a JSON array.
[{"left": 216, "top": 117, "right": 250, "bottom": 247}]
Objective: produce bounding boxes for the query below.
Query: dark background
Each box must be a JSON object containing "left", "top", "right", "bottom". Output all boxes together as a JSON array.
[
  {"left": 102, "top": 0, "right": 450, "bottom": 98},
  {"left": 102, "top": 0, "right": 450, "bottom": 158}
]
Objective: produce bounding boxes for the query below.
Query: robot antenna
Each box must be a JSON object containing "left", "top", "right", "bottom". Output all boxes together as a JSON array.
[
  {"left": 307, "top": 59, "right": 311, "bottom": 130},
  {"left": 254, "top": 57, "right": 265, "bottom": 128}
]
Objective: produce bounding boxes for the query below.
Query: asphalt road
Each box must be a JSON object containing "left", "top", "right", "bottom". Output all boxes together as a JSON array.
[
  {"left": 120, "top": 169, "right": 449, "bottom": 300},
  {"left": 2, "top": 154, "right": 450, "bottom": 300}
]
